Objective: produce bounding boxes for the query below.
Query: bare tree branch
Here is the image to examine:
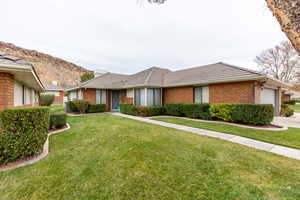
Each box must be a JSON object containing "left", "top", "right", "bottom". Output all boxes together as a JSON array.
[{"left": 255, "top": 41, "right": 300, "bottom": 83}]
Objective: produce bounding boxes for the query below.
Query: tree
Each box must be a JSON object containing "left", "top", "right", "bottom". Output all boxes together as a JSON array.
[
  {"left": 265, "top": 0, "right": 300, "bottom": 55},
  {"left": 80, "top": 72, "right": 95, "bottom": 83},
  {"left": 255, "top": 41, "right": 300, "bottom": 83}
]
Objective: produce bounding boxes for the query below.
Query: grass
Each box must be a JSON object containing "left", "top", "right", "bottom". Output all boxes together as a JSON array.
[
  {"left": 1, "top": 114, "right": 300, "bottom": 199},
  {"left": 152, "top": 117, "right": 300, "bottom": 150},
  {"left": 49, "top": 104, "right": 64, "bottom": 114},
  {"left": 291, "top": 104, "right": 300, "bottom": 112}
]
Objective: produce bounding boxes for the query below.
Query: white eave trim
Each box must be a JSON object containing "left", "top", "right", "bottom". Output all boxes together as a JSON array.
[{"left": 0, "top": 64, "right": 44, "bottom": 91}]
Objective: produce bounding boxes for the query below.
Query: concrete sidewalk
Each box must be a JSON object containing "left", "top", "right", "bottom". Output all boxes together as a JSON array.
[{"left": 111, "top": 113, "right": 300, "bottom": 161}]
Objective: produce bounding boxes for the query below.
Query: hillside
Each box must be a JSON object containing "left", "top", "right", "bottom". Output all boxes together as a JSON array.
[{"left": 0, "top": 42, "right": 90, "bottom": 87}]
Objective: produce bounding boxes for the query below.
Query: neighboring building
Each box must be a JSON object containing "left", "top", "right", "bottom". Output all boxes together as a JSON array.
[
  {"left": 65, "top": 62, "right": 291, "bottom": 115},
  {"left": 0, "top": 52, "right": 44, "bottom": 110},
  {"left": 292, "top": 93, "right": 300, "bottom": 101},
  {"left": 43, "top": 81, "right": 65, "bottom": 104},
  {"left": 281, "top": 90, "right": 293, "bottom": 103}
]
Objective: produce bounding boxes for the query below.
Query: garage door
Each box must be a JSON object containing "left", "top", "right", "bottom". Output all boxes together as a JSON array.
[{"left": 261, "top": 88, "right": 276, "bottom": 106}]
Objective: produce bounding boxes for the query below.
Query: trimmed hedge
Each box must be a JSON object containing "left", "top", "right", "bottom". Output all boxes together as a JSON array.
[
  {"left": 210, "top": 104, "right": 236, "bottom": 122},
  {"left": 120, "top": 104, "right": 166, "bottom": 117},
  {"left": 165, "top": 103, "right": 184, "bottom": 116},
  {"left": 281, "top": 104, "right": 294, "bottom": 117},
  {"left": 0, "top": 107, "right": 50, "bottom": 165},
  {"left": 232, "top": 104, "right": 274, "bottom": 125},
  {"left": 87, "top": 104, "right": 106, "bottom": 113},
  {"left": 40, "top": 94, "right": 55, "bottom": 106},
  {"left": 210, "top": 104, "right": 274, "bottom": 125},
  {"left": 181, "top": 103, "right": 211, "bottom": 120},
  {"left": 50, "top": 112, "right": 67, "bottom": 129},
  {"left": 284, "top": 100, "right": 297, "bottom": 105}
]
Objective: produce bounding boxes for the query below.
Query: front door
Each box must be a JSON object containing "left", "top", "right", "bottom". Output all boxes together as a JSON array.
[{"left": 112, "top": 90, "right": 120, "bottom": 110}]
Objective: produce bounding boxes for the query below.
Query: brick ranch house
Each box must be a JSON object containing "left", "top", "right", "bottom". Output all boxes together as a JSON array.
[
  {"left": 66, "top": 62, "right": 291, "bottom": 116},
  {"left": 0, "top": 52, "right": 44, "bottom": 110},
  {"left": 43, "top": 82, "right": 65, "bottom": 104}
]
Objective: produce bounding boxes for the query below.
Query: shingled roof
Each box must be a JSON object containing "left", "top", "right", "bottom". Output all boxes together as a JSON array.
[
  {"left": 66, "top": 62, "right": 276, "bottom": 91},
  {"left": 0, "top": 51, "right": 32, "bottom": 68},
  {"left": 163, "top": 62, "right": 264, "bottom": 87},
  {"left": 0, "top": 52, "right": 44, "bottom": 91}
]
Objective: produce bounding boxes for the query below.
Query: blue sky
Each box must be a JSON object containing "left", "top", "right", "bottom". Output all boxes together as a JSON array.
[{"left": 1, "top": 0, "right": 287, "bottom": 74}]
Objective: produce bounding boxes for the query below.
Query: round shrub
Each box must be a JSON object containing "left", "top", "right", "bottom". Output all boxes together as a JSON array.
[
  {"left": 72, "top": 99, "right": 89, "bottom": 114},
  {"left": 50, "top": 112, "right": 67, "bottom": 129},
  {"left": 281, "top": 104, "right": 294, "bottom": 117},
  {"left": 0, "top": 107, "right": 50, "bottom": 165},
  {"left": 40, "top": 94, "right": 55, "bottom": 106}
]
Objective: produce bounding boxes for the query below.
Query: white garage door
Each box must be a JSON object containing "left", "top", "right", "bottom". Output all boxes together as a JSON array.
[{"left": 261, "top": 88, "right": 276, "bottom": 106}]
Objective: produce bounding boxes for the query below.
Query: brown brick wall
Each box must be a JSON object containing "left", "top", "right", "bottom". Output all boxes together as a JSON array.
[
  {"left": 282, "top": 94, "right": 291, "bottom": 103},
  {"left": 120, "top": 90, "right": 133, "bottom": 104},
  {"left": 0, "top": 72, "right": 14, "bottom": 110},
  {"left": 53, "top": 91, "right": 64, "bottom": 104},
  {"left": 209, "top": 81, "right": 256, "bottom": 104},
  {"left": 163, "top": 86, "right": 194, "bottom": 104},
  {"left": 83, "top": 89, "right": 96, "bottom": 104}
]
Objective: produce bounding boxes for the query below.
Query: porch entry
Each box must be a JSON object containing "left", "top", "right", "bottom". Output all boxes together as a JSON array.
[{"left": 112, "top": 90, "right": 120, "bottom": 111}]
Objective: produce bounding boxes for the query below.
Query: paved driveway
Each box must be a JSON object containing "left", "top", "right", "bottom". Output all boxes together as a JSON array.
[{"left": 273, "top": 113, "right": 300, "bottom": 128}]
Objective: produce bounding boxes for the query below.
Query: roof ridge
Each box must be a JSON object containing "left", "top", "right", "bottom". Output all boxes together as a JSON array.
[
  {"left": 143, "top": 67, "right": 155, "bottom": 86},
  {"left": 218, "top": 62, "right": 263, "bottom": 76}
]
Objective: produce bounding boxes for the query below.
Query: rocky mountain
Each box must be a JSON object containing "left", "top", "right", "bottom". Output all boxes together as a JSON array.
[{"left": 0, "top": 41, "right": 91, "bottom": 87}]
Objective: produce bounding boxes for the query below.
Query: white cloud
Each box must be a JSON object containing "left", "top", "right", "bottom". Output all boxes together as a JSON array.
[{"left": 0, "top": 0, "right": 287, "bottom": 74}]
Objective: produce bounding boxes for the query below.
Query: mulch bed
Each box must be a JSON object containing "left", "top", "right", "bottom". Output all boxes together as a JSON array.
[
  {"left": 48, "top": 125, "right": 68, "bottom": 134},
  {"left": 213, "top": 120, "right": 282, "bottom": 129},
  {"left": 0, "top": 150, "right": 44, "bottom": 171}
]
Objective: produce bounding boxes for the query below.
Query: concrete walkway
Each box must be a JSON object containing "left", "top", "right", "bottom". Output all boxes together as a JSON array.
[
  {"left": 273, "top": 113, "right": 300, "bottom": 128},
  {"left": 111, "top": 113, "right": 300, "bottom": 161}
]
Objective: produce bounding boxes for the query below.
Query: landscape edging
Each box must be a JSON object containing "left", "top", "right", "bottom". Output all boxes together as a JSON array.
[
  {"left": 148, "top": 116, "right": 288, "bottom": 131},
  {"left": 0, "top": 123, "right": 71, "bottom": 172}
]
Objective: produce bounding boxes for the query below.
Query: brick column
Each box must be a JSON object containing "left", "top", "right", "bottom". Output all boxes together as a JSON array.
[{"left": 0, "top": 73, "right": 14, "bottom": 109}]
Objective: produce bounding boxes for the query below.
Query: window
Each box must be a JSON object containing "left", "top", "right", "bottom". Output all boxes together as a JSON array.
[
  {"left": 147, "top": 88, "right": 161, "bottom": 106},
  {"left": 134, "top": 88, "right": 145, "bottom": 106},
  {"left": 126, "top": 89, "right": 134, "bottom": 98},
  {"left": 69, "top": 91, "right": 78, "bottom": 100},
  {"left": 96, "top": 89, "right": 106, "bottom": 104},
  {"left": 194, "top": 86, "right": 209, "bottom": 103},
  {"left": 78, "top": 90, "right": 83, "bottom": 100}
]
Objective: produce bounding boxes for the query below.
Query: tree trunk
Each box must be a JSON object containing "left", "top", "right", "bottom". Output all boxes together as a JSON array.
[{"left": 266, "top": 0, "right": 300, "bottom": 54}]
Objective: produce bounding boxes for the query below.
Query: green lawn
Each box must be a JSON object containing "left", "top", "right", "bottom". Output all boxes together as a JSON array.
[
  {"left": 291, "top": 104, "right": 300, "bottom": 112},
  {"left": 152, "top": 117, "right": 300, "bottom": 150},
  {"left": 1, "top": 114, "right": 300, "bottom": 199},
  {"left": 49, "top": 104, "right": 64, "bottom": 114}
]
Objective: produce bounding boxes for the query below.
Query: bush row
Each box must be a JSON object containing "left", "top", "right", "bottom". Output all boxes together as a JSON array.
[
  {"left": 66, "top": 100, "right": 105, "bottom": 114},
  {"left": 121, "top": 103, "right": 274, "bottom": 125},
  {"left": 210, "top": 104, "right": 274, "bottom": 125},
  {"left": 120, "top": 104, "right": 166, "bottom": 117},
  {"left": 0, "top": 107, "right": 50, "bottom": 165},
  {"left": 165, "top": 103, "right": 211, "bottom": 120}
]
